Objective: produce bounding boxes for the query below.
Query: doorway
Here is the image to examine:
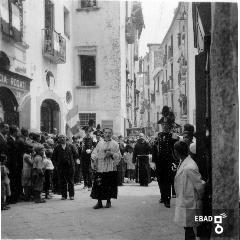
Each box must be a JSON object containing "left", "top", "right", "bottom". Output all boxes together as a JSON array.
[
  {"left": 0, "top": 87, "right": 19, "bottom": 126},
  {"left": 40, "top": 99, "right": 60, "bottom": 133}
]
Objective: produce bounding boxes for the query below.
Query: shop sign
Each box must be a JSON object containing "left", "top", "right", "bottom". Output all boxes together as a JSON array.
[
  {"left": 15, "top": 66, "right": 27, "bottom": 74},
  {"left": 0, "top": 73, "right": 29, "bottom": 91}
]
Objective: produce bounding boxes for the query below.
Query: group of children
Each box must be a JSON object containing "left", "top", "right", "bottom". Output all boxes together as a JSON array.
[{"left": 1, "top": 143, "right": 54, "bottom": 210}]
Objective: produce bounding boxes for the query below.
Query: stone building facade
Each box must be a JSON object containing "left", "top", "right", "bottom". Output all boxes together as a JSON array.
[
  {"left": 0, "top": 0, "right": 144, "bottom": 137},
  {"left": 138, "top": 2, "right": 196, "bottom": 136},
  {"left": 0, "top": 0, "right": 74, "bottom": 134},
  {"left": 72, "top": 0, "right": 144, "bottom": 136}
]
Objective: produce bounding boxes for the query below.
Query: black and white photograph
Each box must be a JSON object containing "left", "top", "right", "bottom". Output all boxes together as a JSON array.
[{"left": 0, "top": 0, "right": 238, "bottom": 239}]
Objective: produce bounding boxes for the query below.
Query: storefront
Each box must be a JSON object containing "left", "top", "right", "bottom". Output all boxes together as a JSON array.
[{"left": 0, "top": 69, "right": 31, "bottom": 128}]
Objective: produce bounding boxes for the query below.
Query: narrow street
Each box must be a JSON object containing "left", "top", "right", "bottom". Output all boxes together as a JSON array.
[{"left": 1, "top": 182, "right": 183, "bottom": 240}]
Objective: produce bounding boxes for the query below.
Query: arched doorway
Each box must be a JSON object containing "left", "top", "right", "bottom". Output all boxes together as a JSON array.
[
  {"left": 40, "top": 99, "right": 60, "bottom": 133},
  {"left": 0, "top": 87, "right": 19, "bottom": 125}
]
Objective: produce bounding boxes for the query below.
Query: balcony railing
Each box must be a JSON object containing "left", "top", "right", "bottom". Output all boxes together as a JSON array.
[{"left": 42, "top": 28, "right": 66, "bottom": 64}]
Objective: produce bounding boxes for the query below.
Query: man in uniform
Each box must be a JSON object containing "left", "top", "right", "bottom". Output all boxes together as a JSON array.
[{"left": 152, "top": 115, "right": 178, "bottom": 208}]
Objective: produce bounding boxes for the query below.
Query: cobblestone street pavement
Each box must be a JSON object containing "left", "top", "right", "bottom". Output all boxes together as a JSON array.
[{"left": 1, "top": 181, "right": 183, "bottom": 240}]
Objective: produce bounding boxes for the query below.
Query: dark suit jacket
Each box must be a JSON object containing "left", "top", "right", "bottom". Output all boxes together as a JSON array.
[
  {"left": 0, "top": 134, "right": 8, "bottom": 162},
  {"left": 52, "top": 143, "right": 78, "bottom": 170}
]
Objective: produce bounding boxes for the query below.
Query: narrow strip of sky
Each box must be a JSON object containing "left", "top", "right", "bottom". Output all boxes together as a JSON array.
[{"left": 139, "top": 0, "right": 179, "bottom": 57}]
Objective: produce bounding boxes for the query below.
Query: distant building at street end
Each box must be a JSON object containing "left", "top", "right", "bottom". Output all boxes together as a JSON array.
[{"left": 139, "top": 2, "right": 197, "bottom": 135}]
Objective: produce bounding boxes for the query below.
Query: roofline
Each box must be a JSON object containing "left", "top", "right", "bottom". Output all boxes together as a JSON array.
[{"left": 160, "top": 2, "right": 182, "bottom": 45}]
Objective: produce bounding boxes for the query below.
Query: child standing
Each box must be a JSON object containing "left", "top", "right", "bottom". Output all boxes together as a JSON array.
[
  {"left": 1, "top": 158, "right": 11, "bottom": 210},
  {"left": 32, "top": 145, "right": 46, "bottom": 203},
  {"left": 22, "top": 145, "right": 33, "bottom": 201},
  {"left": 43, "top": 149, "right": 54, "bottom": 199},
  {"left": 123, "top": 145, "right": 135, "bottom": 182}
]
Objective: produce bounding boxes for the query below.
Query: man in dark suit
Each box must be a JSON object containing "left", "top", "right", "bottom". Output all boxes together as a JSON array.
[
  {"left": 0, "top": 123, "right": 9, "bottom": 162},
  {"left": 52, "top": 135, "right": 78, "bottom": 200},
  {"left": 7, "top": 125, "right": 21, "bottom": 203}
]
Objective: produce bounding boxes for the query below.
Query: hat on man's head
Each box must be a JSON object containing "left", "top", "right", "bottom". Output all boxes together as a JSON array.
[
  {"left": 161, "top": 106, "right": 170, "bottom": 117},
  {"left": 93, "top": 130, "right": 103, "bottom": 136},
  {"left": 93, "top": 124, "right": 103, "bottom": 136},
  {"left": 82, "top": 126, "right": 93, "bottom": 132}
]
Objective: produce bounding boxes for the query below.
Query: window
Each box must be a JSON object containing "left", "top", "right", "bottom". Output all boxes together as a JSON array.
[
  {"left": 0, "top": 0, "right": 23, "bottom": 42},
  {"left": 80, "top": 55, "right": 96, "bottom": 86},
  {"left": 79, "top": 113, "right": 96, "bottom": 127},
  {"left": 45, "top": 0, "right": 54, "bottom": 29},
  {"left": 157, "top": 77, "right": 160, "bottom": 92},
  {"left": 148, "top": 111, "right": 150, "bottom": 122},
  {"left": 64, "top": 7, "right": 70, "bottom": 38},
  {"left": 80, "top": 0, "right": 97, "bottom": 8},
  {"left": 180, "top": 101, "right": 187, "bottom": 115},
  {"left": 171, "top": 93, "right": 174, "bottom": 111}
]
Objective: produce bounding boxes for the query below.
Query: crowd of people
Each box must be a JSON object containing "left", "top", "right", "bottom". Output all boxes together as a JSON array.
[{"left": 1, "top": 105, "right": 207, "bottom": 239}]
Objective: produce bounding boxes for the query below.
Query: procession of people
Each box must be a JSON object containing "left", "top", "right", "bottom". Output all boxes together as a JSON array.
[{"left": 1, "top": 105, "right": 206, "bottom": 238}]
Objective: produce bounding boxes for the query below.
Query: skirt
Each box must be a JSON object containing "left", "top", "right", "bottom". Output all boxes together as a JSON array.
[{"left": 90, "top": 171, "right": 118, "bottom": 200}]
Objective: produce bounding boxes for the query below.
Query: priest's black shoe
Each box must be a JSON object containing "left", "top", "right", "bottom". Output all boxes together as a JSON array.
[
  {"left": 105, "top": 201, "right": 111, "bottom": 208},
  {"left": 93, "top": 202, "right": 103, "bottom": 209}
]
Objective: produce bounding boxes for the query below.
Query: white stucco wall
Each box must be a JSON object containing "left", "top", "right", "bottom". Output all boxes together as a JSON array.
[
  {"left": 23, "top": 0, "right": 74, "bottom": 133},
  {"left": 72, "top": 1, "right": 124, "bottom": 136}
]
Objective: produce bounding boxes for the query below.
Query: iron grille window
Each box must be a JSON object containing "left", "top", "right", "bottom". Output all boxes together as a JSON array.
[
  {"left": 80, "top": 0, "right": 97, "bottom": 8},
  {"left": 79, "top": 113, "right": 96, "bottom": 127},
  {"left": 80, "top": 55, "right": 96, "bottom": 86}
]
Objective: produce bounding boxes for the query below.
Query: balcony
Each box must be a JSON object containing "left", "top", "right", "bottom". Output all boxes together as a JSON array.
[
  {"left": 125, "top": 17, "right": 135, "bottom": 44},
  {"left": 163, "top": 54, "right": 167, "bottom": 66},
  {"left": 168, "top": 46, "right": 173, "bottom": 59},
  {"left": 42, "top": 28, "right": 66, "bottom": 64}
]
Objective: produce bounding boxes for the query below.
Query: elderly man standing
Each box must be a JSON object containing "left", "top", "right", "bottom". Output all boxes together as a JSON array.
[
  {"left": 52, "top": 135, "right": 78, "bottom": 200},
  {"left": 133, "top": 133, "right": 151, "bottom": 187},
  {"left": 90, "top": 128, "right": 121, "bottom": 209}
]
